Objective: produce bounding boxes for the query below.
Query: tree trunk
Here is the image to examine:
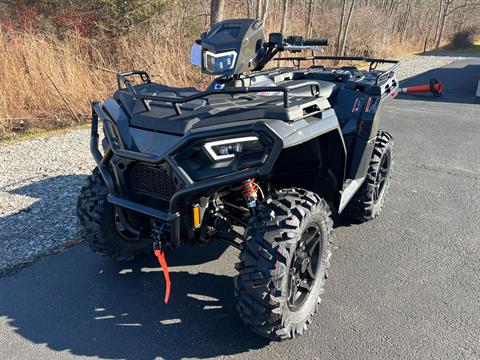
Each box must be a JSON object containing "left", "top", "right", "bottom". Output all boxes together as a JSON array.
[
  {"left": 272, "top": 0, "right": 278, "bottom": 25},
  {"left": 388, "top": 0, "right": 397, "bottom": 17},
  {"left": 435, "top": 0, "right": 450, "bottom": 49},
  {"left": 340, "top": 0, "right": 357, "bottom": 56},
  {"left": 280, "top": 0, "right": 289, "bottom": 33},
  {"left": 335, "top": 0, "right": 347, "bottom": 56},
  {"left": 210, "top": 0, "right": 225, "bottom": 27},
  {"left": 458, "top": 1, "right": 469, "bottom": 31},
  {"left": 256, "top": 0, "right": 262, "bottom": 19},
  {"left": 306, "top": 0, "right": 315, "bottom": 37},
  {"left": 433, "top": 0, "right": 444, "bottom": 47},
  {"left": 261, "top": 0, "right": 269, "bottom": 21},
  {"left": 401, "top": 0, "right": 412, "bottom": 42}
]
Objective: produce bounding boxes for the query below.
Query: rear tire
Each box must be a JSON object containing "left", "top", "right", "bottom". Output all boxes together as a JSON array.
[
  {"left": 343, "top": 130, "right": 394, "bottom": 222},
  {"left": 234, "top": 188, "right": 333, "bottom": 340},
  {"left": 76, "top": 168, "right": 151, "bottom": 261}
]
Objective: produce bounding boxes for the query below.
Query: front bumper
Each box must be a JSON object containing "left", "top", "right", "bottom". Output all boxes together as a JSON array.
[{"left": 90, "top": 102, "right": 282, "bottom": 246}]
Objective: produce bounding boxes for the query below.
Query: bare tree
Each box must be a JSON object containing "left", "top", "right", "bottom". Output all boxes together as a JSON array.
[
  {"left": 210, "top": 0, "right": 225, "bottom": 27},
  {"left": 254, "top": 0, "right": 269, "bottom": 20},
  {"left": 256, "top": 0, "right": 262, "bottom": 18},
  {"left": 335, "top": 0, "right": 357, "bottom": 57},
  {"left": 400, "top": 0, "right": 412, "bottom": 42},
  {"left": 246, "top": 0, "right": 253, "bottom": 18},
  {"left": 335, "top": 0, "right": 347, "bottom": 56},
  {"left": 435, "top": 0, "right": 480, "bottom": 48},
  {"left": 435, "top": 0, "right": 452, "bottom": 48},
  {"left": 387, "top": 0, "right": 398, "bottom": 17},
  {"left": 433, "top": 0, "right": 444, "bottom": 47},
  {"left": 306, "top": 0, "right": 315, "bottom": 37},
  {"left": 281, "top": 0, "right": 289, "bottom": 33},
  {"left": 339, "top": 0, "right": 357, "bottom": 56},
  {"left": 260, "top": 0, "right": 269, "bottom": 21}
]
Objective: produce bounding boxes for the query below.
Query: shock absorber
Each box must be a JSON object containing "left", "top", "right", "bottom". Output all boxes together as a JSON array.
[{"left": 241, "top": 178, "right": 258, "bottom": 215}]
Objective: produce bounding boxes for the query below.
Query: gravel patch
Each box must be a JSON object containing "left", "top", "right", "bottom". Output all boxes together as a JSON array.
[
  {"left": 0, "top": 54, "right": 476, "bottom": 275},
  {"left": 394, "top": 54, "right": 473, "bottom": 80},
  {"left": 0, "top": 129, "right": 94, "bottom": 274}
]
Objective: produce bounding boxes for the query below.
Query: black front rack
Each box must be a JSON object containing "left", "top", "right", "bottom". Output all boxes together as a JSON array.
[
  {"left": 274, "top": 55, "right": 399, "bottom": 85},
  {"left": 116, "top": 70, "right": 322, "bottom": 115}
]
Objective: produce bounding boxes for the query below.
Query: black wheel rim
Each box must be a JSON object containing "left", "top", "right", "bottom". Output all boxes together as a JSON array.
[
  {"left": 287, "top": 224, "right": 323, "bottom": 311},
  {"left": 373, "top": 149, "right": 391, "bottom": 204}
]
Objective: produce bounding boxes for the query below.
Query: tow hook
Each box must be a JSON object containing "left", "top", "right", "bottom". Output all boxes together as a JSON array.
[{"left": 152, "top": 222, "right": 171, "bottom": 304}]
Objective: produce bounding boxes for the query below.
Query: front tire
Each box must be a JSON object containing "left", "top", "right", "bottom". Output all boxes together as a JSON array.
[
  {"left": 234, "top": 188, "right": 333, "bottom": 340},
  {"left": 76, "top": 169, "right": 151, "bottom": 261}
]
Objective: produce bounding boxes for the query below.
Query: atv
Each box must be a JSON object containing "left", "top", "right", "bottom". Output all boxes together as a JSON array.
[{"left": 77, "top": 19, "right": 397, "bottom": 340}]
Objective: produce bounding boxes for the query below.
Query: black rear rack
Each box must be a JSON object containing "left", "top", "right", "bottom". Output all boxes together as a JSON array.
[
  {"left": 116, "top": 70, "right": 322, "bottom": 115},
  {"left": 274, "top": 55, "right": 399, "bottom": 85}
]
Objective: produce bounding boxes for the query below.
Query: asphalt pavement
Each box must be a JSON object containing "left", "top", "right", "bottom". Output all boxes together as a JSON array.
[{"left": 0, "top": 60, "right": 479, "bottom": 360}]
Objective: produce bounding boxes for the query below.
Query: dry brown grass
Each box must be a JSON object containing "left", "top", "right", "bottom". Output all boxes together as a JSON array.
[
  {"left": 0, "top": 21, "right": 206, "bottom": 139},
  {"left": 0, "top": 31, "right": 109, "bottom": 137}
]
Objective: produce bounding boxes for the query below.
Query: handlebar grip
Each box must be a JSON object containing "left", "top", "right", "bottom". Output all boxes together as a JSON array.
[{"left": 303, "top": 38, "right": 328, "bottom": 46}]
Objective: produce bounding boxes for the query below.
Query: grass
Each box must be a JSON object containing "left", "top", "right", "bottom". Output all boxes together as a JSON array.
[
  {"left": 428, "top": 45, "right": 480, "bottom": 55},
  {"left": 0, "top": 28, "right": 204, "bottom": 141},
  {"left": 0, "top": 122, "right": 90, "bottom": 146},
  {"left": 424, "top": 37, "right": 480, "bottom": 55}
]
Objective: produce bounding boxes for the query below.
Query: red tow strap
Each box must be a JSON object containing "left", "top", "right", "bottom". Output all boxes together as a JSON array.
[{"left": 154, "top": 249, "right": 171, "bottom": 304}]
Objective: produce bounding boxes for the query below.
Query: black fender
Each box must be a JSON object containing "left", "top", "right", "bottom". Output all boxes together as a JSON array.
[{"left": 266, "top": 110, "right": 347, "bottom": 209}]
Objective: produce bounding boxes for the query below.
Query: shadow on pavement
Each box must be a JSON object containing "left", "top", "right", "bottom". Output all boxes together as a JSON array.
[
  {"left": 0, "top": 174, "right": 230, "bottom": 272},
  {"left": 0, "top": 242, "right": 268, "bottom": 360},
  {"left": 397, "top": 59, "right": 480, "bottom": 105},
  {"left": 1, "top": 174, "right": 247, "bottom": 359},
  {"left": 0, "top": 175, "right": 87, "bottom": 271}
]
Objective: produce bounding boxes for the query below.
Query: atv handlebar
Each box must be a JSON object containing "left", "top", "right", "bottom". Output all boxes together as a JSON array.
[
  {"left": 282, "top": 37, "right": 328, "bottom": 54},
  {"left": 283, "top": 45, "right": 324, "bottom": 53},
  {"left": 256, "top": 34, "right": 329, "bottom": 70},
  {"left": 303, "top": 38, "right": 328, "bottom": 46}
]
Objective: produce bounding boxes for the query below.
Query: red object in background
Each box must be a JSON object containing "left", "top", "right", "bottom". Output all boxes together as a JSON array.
[{"left": 397, "top": 78, "right": 443, "bottom": 97}]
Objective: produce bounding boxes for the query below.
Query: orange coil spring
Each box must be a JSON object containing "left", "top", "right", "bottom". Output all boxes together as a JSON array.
[{"left": 241, "top": 178, "right": 258, "bottom": 197}]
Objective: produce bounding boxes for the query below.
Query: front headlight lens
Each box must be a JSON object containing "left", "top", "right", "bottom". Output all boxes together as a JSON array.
[
  {"left": 175, "top": 133, "right": 273, "bottom": 181},
  {"left": 203, "top": 136, "right": 262, "bottom": 161},
  {"left": 203, "top": 50, "right": 237, "bottom": 74}
]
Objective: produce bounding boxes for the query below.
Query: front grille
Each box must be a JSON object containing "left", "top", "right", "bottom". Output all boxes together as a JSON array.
[{"left": 129, "top": 162, "right": 177, "bottom": 199}]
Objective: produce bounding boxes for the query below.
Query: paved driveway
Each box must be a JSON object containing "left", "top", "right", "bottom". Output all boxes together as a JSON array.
[{"left": 0, "top": 60, "right": 479, "bottom": 360}]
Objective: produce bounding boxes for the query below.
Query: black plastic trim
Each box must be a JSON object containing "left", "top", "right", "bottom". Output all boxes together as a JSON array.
[
  {"left": 107, "top": 195, "right": 177, "bottom": 222},
  {"left": 90, "top": 101, "right": 283, "bottom": 246}
]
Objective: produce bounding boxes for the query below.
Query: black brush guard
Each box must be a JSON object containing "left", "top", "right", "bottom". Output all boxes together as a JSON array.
[{"left": 90, "top": 98, "right": 282, "bottom": 246}]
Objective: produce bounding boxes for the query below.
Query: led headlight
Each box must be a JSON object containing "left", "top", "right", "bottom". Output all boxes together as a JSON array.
[
  {"left": 203, "top": 50, "right": 237, "bottom": 74},
  {"left": 203, "top": 136, "right": 262, "bottom": 161}
]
